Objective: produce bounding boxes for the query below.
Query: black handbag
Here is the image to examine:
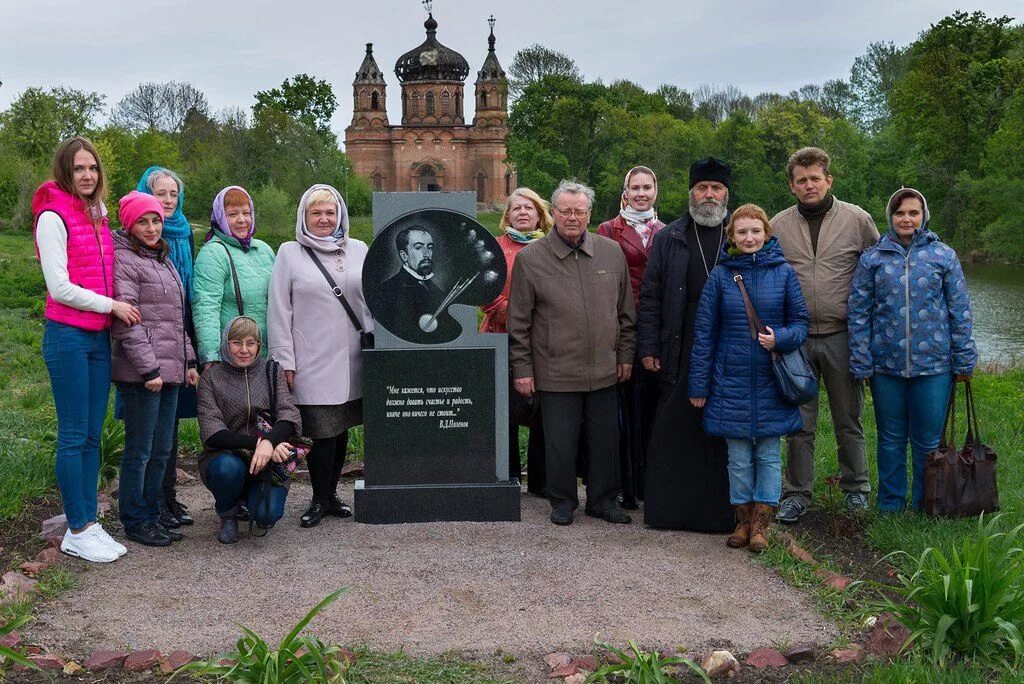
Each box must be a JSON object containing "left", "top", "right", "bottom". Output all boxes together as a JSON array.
[
  {"left": 731, "top": 270, "right": 818, "bottom": 406},
  {"left": 220, "top": 242, "right": 244, "bottom": 316},
  {"left": 303, "top": 246, "right": 375, "bottom": 349}
]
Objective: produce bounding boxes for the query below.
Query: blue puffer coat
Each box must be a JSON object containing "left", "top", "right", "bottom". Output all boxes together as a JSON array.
[
  {"left": 847, "top": 189, "right": 977, "bottom": 379},
  {"left": 689, "top": 238, "right": 810, "bottom": 440}
]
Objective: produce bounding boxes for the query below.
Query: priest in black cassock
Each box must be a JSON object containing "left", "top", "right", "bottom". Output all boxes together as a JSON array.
[{"left": 637, "top": 157, "right": 734, "bottom": 532}]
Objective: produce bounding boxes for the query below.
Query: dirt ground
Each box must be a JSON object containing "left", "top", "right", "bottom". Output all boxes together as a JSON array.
[{"left": 26, "top": 479, "right": 837, "bottom": 662}]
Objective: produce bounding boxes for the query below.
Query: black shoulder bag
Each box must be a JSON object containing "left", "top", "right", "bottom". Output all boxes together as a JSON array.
[
  {"left": 302, "top": 246, "right": 375, "bottom": 349},
  {"left": 731, "top": 269, "right": 818, "bottom": 406},
  {"left": 220, "top": 242, "right": 244, "bottom": 316}
]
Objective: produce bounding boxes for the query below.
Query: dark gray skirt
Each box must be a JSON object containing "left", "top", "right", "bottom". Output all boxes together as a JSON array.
[{"left": 298, "top": 399, "right": 364, "bottom": 440}]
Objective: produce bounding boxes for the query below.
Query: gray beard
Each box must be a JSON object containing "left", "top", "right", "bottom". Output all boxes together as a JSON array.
[{"left": 689, "top": 201, "right": 728, "bottom": 227}]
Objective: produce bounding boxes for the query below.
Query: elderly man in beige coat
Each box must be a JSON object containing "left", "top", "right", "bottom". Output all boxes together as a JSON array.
[
  {"left": 770, "top": 147, "right": 880, "bottom": 523},
  {"left": 507, "top": 179, "right": 636, "bottom": 526}
]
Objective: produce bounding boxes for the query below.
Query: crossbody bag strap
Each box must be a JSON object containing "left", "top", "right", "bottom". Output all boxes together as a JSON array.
[
  {"left": 731, "top": 269, "right": 766, "bottom": 340},
  {"left": 302, "top": 245, "right": 368, "bottom": 336},
  {"left": 220, "top": 242, "right": 244, "bottom": 316},
  {"left": 265, "top": 358, "right": 278, "bottom": 420}
]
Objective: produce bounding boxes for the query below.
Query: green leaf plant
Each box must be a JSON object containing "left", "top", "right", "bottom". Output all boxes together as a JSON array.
[
  {"left": 0, "top": 613, "right": 37, "bottom": 671},
  {"left": 176, "top": 587, "right": 349, "bottom": 683},
  {"left": 587, "top": 638, "right": 709, "bottom": 684},
  {"left": 870, "top": 514, "right": 1024, "bottom": 671}
]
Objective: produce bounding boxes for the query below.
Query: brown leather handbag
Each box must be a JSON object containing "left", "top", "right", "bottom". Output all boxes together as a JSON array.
[{"left": 922, "top": 379, "right": 999, "bottom": 517}]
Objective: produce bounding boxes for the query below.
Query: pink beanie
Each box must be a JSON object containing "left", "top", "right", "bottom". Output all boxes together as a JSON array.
[{"left": 118, "top": 191, "right": 165, "bottom": 231}]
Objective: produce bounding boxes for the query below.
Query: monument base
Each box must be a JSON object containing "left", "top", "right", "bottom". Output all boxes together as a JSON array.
[{"left": 353, "top": 479, "right": 522, "bottom": 524}]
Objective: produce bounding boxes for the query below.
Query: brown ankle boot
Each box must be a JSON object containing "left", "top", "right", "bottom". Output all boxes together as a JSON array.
[
  {"left": 748, "top": 503, "right": 773, "bottom": 553},
  {"left": 727, "top": 503, "right": 754, "bottom": 548}
]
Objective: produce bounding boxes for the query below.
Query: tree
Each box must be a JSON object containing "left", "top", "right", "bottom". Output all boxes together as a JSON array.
[
  {"left": 507, "top": 45, "right": 581, "bottom": 97},
  {"left": 110, "top": 81, "right": 209, "bottom": 133},
  {"left": 253, "top": 74, "right": 337, "bottom": 136},
  {"left": 656, "top": 84, "right": 695, "bottom": 120},
  {"left": 0, "top": 86, "right": 105, "bottom": 161},
  {"left": 848, "top": 41, "right": 909, "bottom": 131}
]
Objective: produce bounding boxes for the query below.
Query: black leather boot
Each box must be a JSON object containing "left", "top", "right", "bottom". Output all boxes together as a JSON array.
[
  {"left": 300, "top": 499, "right": 329, "bottom": 528},
  {"left": 218, "top": 516, "right": 238, "bottom": 544},
  {"left": 125, "top": 520, "right": 172, "bottom": 547},
  {"left": 329, "top": 494, "right": 353, "bottom": 518}
]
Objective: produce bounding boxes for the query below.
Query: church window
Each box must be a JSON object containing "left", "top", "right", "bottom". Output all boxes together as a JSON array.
[
  {"left": 441, "top": 90, "right": 450, "bottom": 114},
  {"left": 411, "top": 92, "right": 420, "bottom": 115},
  {"left": 372, "top": 172, "right": 384, "bottom": 191},
  {"left": 371, "top": 91, "right": 380, "bottom": 110},
  {"left": 426, "top": 92, "right": 435, "bottom": 115},
  {"left": 481, "top": 90, "right": 488, "bottom": 108}
]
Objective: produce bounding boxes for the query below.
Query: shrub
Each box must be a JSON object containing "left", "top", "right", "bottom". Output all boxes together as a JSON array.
[
  {"left": 872, "top": 514, "right": 1024, "bottom": 670},
  {"left": 179, "top": 587, "right": 349, "bottom": 683}
]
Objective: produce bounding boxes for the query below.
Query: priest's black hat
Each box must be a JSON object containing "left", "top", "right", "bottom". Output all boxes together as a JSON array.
[{"left": 689, "top": 157, "right": 732, "bottom": 189}]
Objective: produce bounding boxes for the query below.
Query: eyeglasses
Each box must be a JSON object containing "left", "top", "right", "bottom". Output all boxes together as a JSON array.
[
  {"left": 554, "top": 207, "right": 590, "bottom": 218},
  {"left": 228, "top": 340, "right": 259, "bottom": 351}
]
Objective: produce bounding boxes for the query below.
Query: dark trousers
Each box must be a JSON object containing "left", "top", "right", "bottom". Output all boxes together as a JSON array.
[
  {"left": 205, "top": 452, "right": 287, "bottom": 528},
  {"left": 540, "top": 385, "right": 618, "bottom": 514},
  {"left": 617, "top": 362, "right": 659, "bottom": 502},
  {"left": 163, "top": 421, "right": 180, "bottom": 502},
  {"left": 117, "top": 383, "right": 179, "bottom": 530},
  {"left": 307, "top": 431, "right": 349, "bottom": 503}
]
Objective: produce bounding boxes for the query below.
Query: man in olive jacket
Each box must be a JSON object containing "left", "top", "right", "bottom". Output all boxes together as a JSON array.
[
  {"left": 507, "top": 180, "right": 636, "bottom": 526},
  {"left": 770, "top": 147, "right": 880, "bottom": 523}
]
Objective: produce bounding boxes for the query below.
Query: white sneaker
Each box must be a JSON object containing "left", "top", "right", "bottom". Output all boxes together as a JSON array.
[
  {"left": 88, "top": 524, "right": 127, "bottom": 557},
  {"left": 60, "top": 528, "right": 119, "bottom": 563}
]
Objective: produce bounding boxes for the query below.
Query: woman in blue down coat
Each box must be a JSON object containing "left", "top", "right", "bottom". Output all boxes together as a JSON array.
[
  {"left": 848, "top": 187, "right": 976, "bottom": 513},
  {"left": 689, "top": 204, "right": 809, "bottom": 554}
]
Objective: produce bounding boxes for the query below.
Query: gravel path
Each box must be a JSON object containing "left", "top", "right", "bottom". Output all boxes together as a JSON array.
[{"left": 31, "top": 479, "right": 836, "bottom": 659}]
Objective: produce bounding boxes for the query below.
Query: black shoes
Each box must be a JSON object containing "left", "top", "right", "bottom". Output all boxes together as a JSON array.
[
  {"left": 159, "top": 506, "right": 182, "bottom": 529},
  {"left": 236, "top": 503, "right": 250, "bottom": 522},
  {"left": 550, "top": 508, "right": 574, "bottom": 526},
  {"left": 165, "top": 498, "right": 194, "bottom": 525},
  {"left": 125, "top": 521, "right": 172, "bottom": 547},
  {"left": 300, "top": 500, "right": 330, "bottom": 528},
  {"left": 218, "top": 516, "right": 238, "bottom": 544},
  {"left": 585, "top": 506, "right": 632, "bottom": 524},
  {"left": 155, "top": 521, "right": 183, "bottom": 541},
  {"left": 617, "top": 493, "right": 639, "bottom": 511},
  {"left": 329, "top": 494, "right": 353, "bottom": 518}
]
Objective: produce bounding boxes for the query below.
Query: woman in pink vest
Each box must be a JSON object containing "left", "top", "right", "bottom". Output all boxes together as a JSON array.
[
  {"left": 33, "top": 137, "right": 141, "bottom": 563},
  {"left": 597, "top": 166, "right": 665, "bottom": 509}
]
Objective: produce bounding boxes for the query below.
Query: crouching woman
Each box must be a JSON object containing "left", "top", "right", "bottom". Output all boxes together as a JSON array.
[
  {"left": 196, "top": 316, "right": 301, "bottom": 543},
  {"left": 688, "top": 204, "right": 809, "bottom": 553}
]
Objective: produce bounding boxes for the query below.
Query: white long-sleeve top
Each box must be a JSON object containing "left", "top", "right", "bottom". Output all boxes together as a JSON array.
[{"left": 35, "top": 211, "right": 114, "bottom": 314}]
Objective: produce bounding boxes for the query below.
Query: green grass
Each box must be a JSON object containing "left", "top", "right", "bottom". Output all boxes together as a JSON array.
[
  {"left": 792, "top": 654, "right": 1024, "bottom": 683},
  {"left": 342, "top": 647, "right": 521, "bottom": 683},
  {"left": 799, "top": 369, "right": 1023, "bottom": 569}
]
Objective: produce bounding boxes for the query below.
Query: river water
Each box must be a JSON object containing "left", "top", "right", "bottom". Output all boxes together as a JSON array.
[{"left": 963, "top": 263, "right": 1024, "bottom": 363}]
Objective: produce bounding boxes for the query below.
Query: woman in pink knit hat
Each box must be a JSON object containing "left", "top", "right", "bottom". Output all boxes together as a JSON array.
[{"left": 112, "top": 191, "right": 199, "bottom": 548}]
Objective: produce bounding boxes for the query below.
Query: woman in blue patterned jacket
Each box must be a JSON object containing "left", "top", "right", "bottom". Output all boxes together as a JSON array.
[{"left": 847, "top": 188, "right": 977, "bottom": 513}]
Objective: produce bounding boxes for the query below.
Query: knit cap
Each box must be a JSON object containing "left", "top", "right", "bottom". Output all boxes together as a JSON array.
[{"left": 118, "top": 191, "right": 164, "bottom": 231}]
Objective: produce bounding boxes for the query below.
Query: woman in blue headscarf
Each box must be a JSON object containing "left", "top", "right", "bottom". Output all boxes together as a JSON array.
[{"left": 136, "top": 166, "right": 198, "bottom": 528}]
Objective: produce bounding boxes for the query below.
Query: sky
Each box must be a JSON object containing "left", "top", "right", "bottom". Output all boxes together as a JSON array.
[{"left": 1, "top": 0, "right": 1020, "bottom": 148}]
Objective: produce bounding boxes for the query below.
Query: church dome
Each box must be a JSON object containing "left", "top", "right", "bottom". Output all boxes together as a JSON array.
[{"left": 394, "top": 13, "right": 470, "bottom": 83}]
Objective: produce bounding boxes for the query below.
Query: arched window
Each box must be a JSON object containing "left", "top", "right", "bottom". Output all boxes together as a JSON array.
[
  {"left": 505, "top": 171, "right": 512, "bottom": 197},
  {"left": 481, "top": 90, "right": 488, "bottom": 108},
  {"left": 441, "top": 90, "right": 451, "bottom": 115},
  {"left": 425, "top": 92, "right": 435, "bottom": 115},
  {"left": 454, "top": 92, "right": 460, "bottom": 115},
  {"left": 371, "top": 91, "right": 380, "bottom": 110},
  {"left": 372, "top": 172, "right": 384, "bottom": 191},
  {"left": 476, "top": 172, "right": 487, "bottom": 202},
  {"left": 411, "top": 92, "right": 420, "bottom": 115},
  {"left": 418, "top": 166, "right": 439, "bottom": 192}
]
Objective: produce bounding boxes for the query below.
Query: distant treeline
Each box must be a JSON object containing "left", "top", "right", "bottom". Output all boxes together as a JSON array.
[{"left": 0, "top": 11, "right": 1021, "bottom": 260}]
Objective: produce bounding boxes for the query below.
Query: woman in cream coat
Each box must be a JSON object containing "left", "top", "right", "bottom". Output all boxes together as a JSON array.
[{"left": 268, "top": 184, "right": 372, "bottom": 528}]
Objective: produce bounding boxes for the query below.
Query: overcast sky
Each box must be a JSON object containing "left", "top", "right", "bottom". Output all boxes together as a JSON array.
[{"left": 1, "top": 0, "right": 1020, "bottom": 148}]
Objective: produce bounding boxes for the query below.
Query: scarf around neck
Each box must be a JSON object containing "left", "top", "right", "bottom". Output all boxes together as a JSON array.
[
  {"left": 137, "top": 166, "right": 193, "bottom": 297},
  {"left": 505, "top": 227, "right": 545, "bottom": 244},
  {"left": 620, "top": 205, "right": 658, "bottom": 247},
  {"left": 207, "top": 186, "right": 256, "bottom": 252}
]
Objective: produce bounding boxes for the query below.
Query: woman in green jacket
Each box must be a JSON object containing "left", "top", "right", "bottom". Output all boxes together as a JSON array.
[{"left": 192, "top": 186, "right": 276, "bottom": 369}]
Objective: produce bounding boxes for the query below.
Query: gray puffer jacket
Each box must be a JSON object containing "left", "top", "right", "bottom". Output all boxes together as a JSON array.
[{"left": 111, "top": 230, "right": 197, "bottom": 384}]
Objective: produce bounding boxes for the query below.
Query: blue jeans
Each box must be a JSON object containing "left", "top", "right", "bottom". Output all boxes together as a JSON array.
[
  {"left": 204, "top": 453, "right": 287, "bottom": 528},
  {"left": 117, "top": 383, "right": 179, "bottom": 530},
  {"left": 41, "top": 321, "right": 111, "bottom": 531},
  {"left": 725, "top": 437, "right": 782, "bottom": 506},
  {"left": 870, "top": 372, "right": 953, "bottom": 512}
]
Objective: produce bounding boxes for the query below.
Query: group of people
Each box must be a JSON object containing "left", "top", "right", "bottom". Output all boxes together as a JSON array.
[
  {"left": 501, "top": 149, "right": 976, "bottom": 551},
  {"left": 33, "top": 135, "right": 976, "bottom": 564}
]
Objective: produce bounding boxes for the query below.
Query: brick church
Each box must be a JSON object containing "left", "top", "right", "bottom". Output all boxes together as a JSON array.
[{"left": 343, "top": 11, "right": 515, "bottom": 206}]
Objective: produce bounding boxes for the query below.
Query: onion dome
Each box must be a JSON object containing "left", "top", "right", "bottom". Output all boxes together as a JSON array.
[{"left": 394, "top": 13, "right": 470, "bottom": 83}]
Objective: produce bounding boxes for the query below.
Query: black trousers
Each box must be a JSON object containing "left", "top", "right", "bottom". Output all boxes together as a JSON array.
[
  {"left": 509, "top": 422, "right": 545, "bottom": 494},
  {"left": 162, "top": 420, "right": 179, "bottom": 502},
  {"left": 540, "top": 385, "right": 618, "bottom": 514},
  {"left": 307, "top": 431, "right": 349, "bottom": 503}
]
